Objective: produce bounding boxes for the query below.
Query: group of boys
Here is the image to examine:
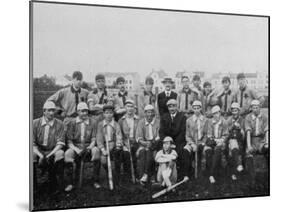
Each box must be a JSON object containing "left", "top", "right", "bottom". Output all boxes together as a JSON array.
[{"left": 33, "top": 70, "right": 268, "bottom": 193}]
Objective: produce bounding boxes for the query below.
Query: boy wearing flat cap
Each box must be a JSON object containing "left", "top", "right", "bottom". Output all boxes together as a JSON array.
[
  {"left": 202, "top": 81, "right": 218, "bottom": 117},
  {"left": 96, "top": 104, "right": 124, "bottom": 185},
  {"left": 157, "top": 77, "right": 178, "bottom": 118},
  {"left": 234, "top": 73, "right": 261, "bottom": 117},
  {"left": 244, "top": 100, "right": 268, "bottom": 183},
  {"left": 159, "top": 99, "right": 188, "bottom": 181},
  {"left": 137, "top": 76, "right": 158, "bottom": 118},
  {"left": 88, "top": 74, "right": 110, "bottom": 112},
  {"left": 216, "top": 76, "right": 237, "bottom": 118},
  {"left": 225, "top": 102, "right": 245, "bottom": 181},
  {"left": 47, "top": 71, "right": 88, "bottom": 128},
  {"left": 118, "top": 99, "right": 140, "bottom": 180},
  {"left": 205, "top": 105, "right": 229, "bottom": 184},
  {"left": 136, "top": 104, "right": 160, "bottom": 184},
  {"left": 64, "top": 102, "right": 101, "bottom": 191},
  {"left": 114, "top": 76, "right": 135, "bottom": 121},
  {"left": 33, "top": 101, "right": 65, "bottom": 193},
  {"left": 184, "top": 100, "right": 208, "bottom": 178},
  {"left": 177, "top": 74, "right": 199, "bottom": 118},
  {"left": 155, "top": 136, "right": 178, "bottom": 188}
]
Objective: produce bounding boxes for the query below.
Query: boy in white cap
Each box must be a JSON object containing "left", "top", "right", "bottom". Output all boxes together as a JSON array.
[
  {"left": 33, "top": 101, "right": 65, "bottom": 193},
  {"left": 244, "top": 100, "right": 268, "bottom": 183},
  {"left": 205, "top": 105, "right": 229, "bottom": 184},
  {"left": 184, "top": 100, "right": 208, "bottom": 178},
  {"left": 64, "top": 102, "right": 101, "bottom": 191},
  {"left": 177, "top": 74, "right": 199, "bottom": 118},
  {"left": 96, "top": 104, "right": 124, "bottom": 185},
  {"left": 155, "top": 136, "right": 178, "bottom": 188},
  {"left": 226, "top": 102, "right": 245, "bottom": 181},
  {"left": 136, "top": 104, "right": 160, "bottom": 184},
  {"left": 137, "top": 76, "right": 157, "bottom": 118},
  {"left": 118, "top": 99, "right": 140, "bottom": 180}
]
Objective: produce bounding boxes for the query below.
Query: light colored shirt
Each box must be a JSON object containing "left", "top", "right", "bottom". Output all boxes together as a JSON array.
[
  {"left": 41, "top": 117, "right": 54, "bottom": 146},
  {"left": 47, "top": 86, "right": 89, "bottom": 116},
  {"left": 245, "top": 113, "right": 268, "bottom": 136}
]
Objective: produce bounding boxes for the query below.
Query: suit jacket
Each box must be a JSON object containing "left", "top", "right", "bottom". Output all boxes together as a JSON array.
[
  {"left": 159, "top": 111, "right": 187, "bottom": 150},
  {"left": 157, "top": 91, "right": 178, "bottom": 118}
]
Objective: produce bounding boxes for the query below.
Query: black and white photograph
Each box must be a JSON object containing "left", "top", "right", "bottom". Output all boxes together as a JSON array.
[{"left": 30, "top": 1, "right": 269, "bottom": 211}]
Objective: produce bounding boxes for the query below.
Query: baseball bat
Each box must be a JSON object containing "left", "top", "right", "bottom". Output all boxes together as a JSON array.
[
  {"left": 152, "top": 178, "right": 188, "bottom": 199},
  {"left": 127, "top": 138, "right": 136, "bottom": 184},
  {"left": 194, "top": 137, "right": 198, "bottom": 179},
  {"left": 105, "top": 139, "right": 114, "bottom": 190}
]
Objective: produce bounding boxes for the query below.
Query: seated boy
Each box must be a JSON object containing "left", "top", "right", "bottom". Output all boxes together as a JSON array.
[{"left": 155, "top": 136, "right": 178, "bottom": 188}]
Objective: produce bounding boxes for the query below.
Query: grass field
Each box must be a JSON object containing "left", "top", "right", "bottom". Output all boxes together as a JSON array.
[{"left": 33, "top": 155, "right": 269, "bottom": 211}]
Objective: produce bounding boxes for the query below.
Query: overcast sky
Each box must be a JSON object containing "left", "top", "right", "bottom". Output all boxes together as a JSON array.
[{"left": 33, "top": 2, "right": 268, "bottom": 81}]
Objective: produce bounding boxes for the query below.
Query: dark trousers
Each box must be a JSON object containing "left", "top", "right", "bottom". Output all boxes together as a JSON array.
[
  {"left": 65, "top": 152, "right": 100, "bottom": 186},
  {"left": 138, "top": 148, "right": 154, "bottom": 177},
  {"left": 184, "top": 144, "right": 204, "bottom": 178},
  {"left": 34, "top": 158, "right": 64, "bottom": 192},
  {"left": 177, "top": 148, "right": 189, "bottom": 178},
  {"left": 205, "top": 145, "right": 223, "bottom": 177}
]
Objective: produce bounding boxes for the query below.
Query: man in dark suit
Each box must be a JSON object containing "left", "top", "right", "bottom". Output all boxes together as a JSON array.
[
  {"left": 159, "top": 99, "right": 189, "bottom": 181},
  {"left": 157, "top": 77, "right": 178, "bottom": 118}
]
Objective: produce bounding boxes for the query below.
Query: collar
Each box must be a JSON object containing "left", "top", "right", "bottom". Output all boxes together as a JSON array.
[
  {"left": 41, "top": 116, "right": 54, "bottom": 127},
  {"left": 122, "top": 114, "right": 139, "bottom": 120},
  {"left": 103, "top": 119, "right": 115, "bottom": 128},
  {"left": 170, "top": 112, "right": 177, "bottom": 118},
  {"left": 239, "top": 86, "right": 247, "bottom": 92},
  {"left": 252, "top": 113, "right": 262, "bottom": 120},
  {"left": 192, "top": 114, "right": 204, "bottom": 122},
  {"left": 182, "top": 88, "right": 192, "bottom": 94},
  {"left": 145, "top": 117, "right": 156, "bottom": 125},
  {"left": 71, "top": 85, "right": 81, "bottom": 93},
  {"left": 76, "top": 116, "right": 90, "bottom": 125},
  {"left": 212, "top": 117, "right": 222, "bottom": 125},
  {"left": 165, "top": 90, "right": 171, "bottom": 95},
  {"left": 93, "top": 88, "right": 107, "bottom": 95},
  {"left": 223, "top": 89, "right": 231, "bottom": 95},
  {"left": 118, "top": 91, "right": 128, "bottom": 97}
]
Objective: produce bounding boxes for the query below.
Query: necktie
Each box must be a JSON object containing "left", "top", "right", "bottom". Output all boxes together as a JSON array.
[
  {"left": 255, "top": 117, "right": 260, "bottom": 136},
  {"left": 43, "top": 124, "right": 50, "bottom": 146},
  {"left": 240, "top": 89, "right": 244, "bottom": 108},
  {"left": 147, "top": 123, "right": 153, "bottom": 140},
  {"left": 149, "top": 93, "right": 152, "bottom": 104},
  {"left": 127, "top": 118, "right": 134, "bottom": 138},
  {"left": 99, "top": 92, "right": 105, "bottom": 104},
  {"left": 224, "top": 93, "right": 228, "bottom": 112},
  {"left": 196, "top": 118, "right": 201, "bottom": 140},
  {"left": 185, "top": 92, "right": 189, "bottom": 110},
  {"left": 105, "top": 124, "right": 112, "bottom": 142},
  {"left": 214, "top": 122, "right": 219, "bottom": 138},
  {"left": 81, "top": 122, "right": 86, "bottom": 146}
]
